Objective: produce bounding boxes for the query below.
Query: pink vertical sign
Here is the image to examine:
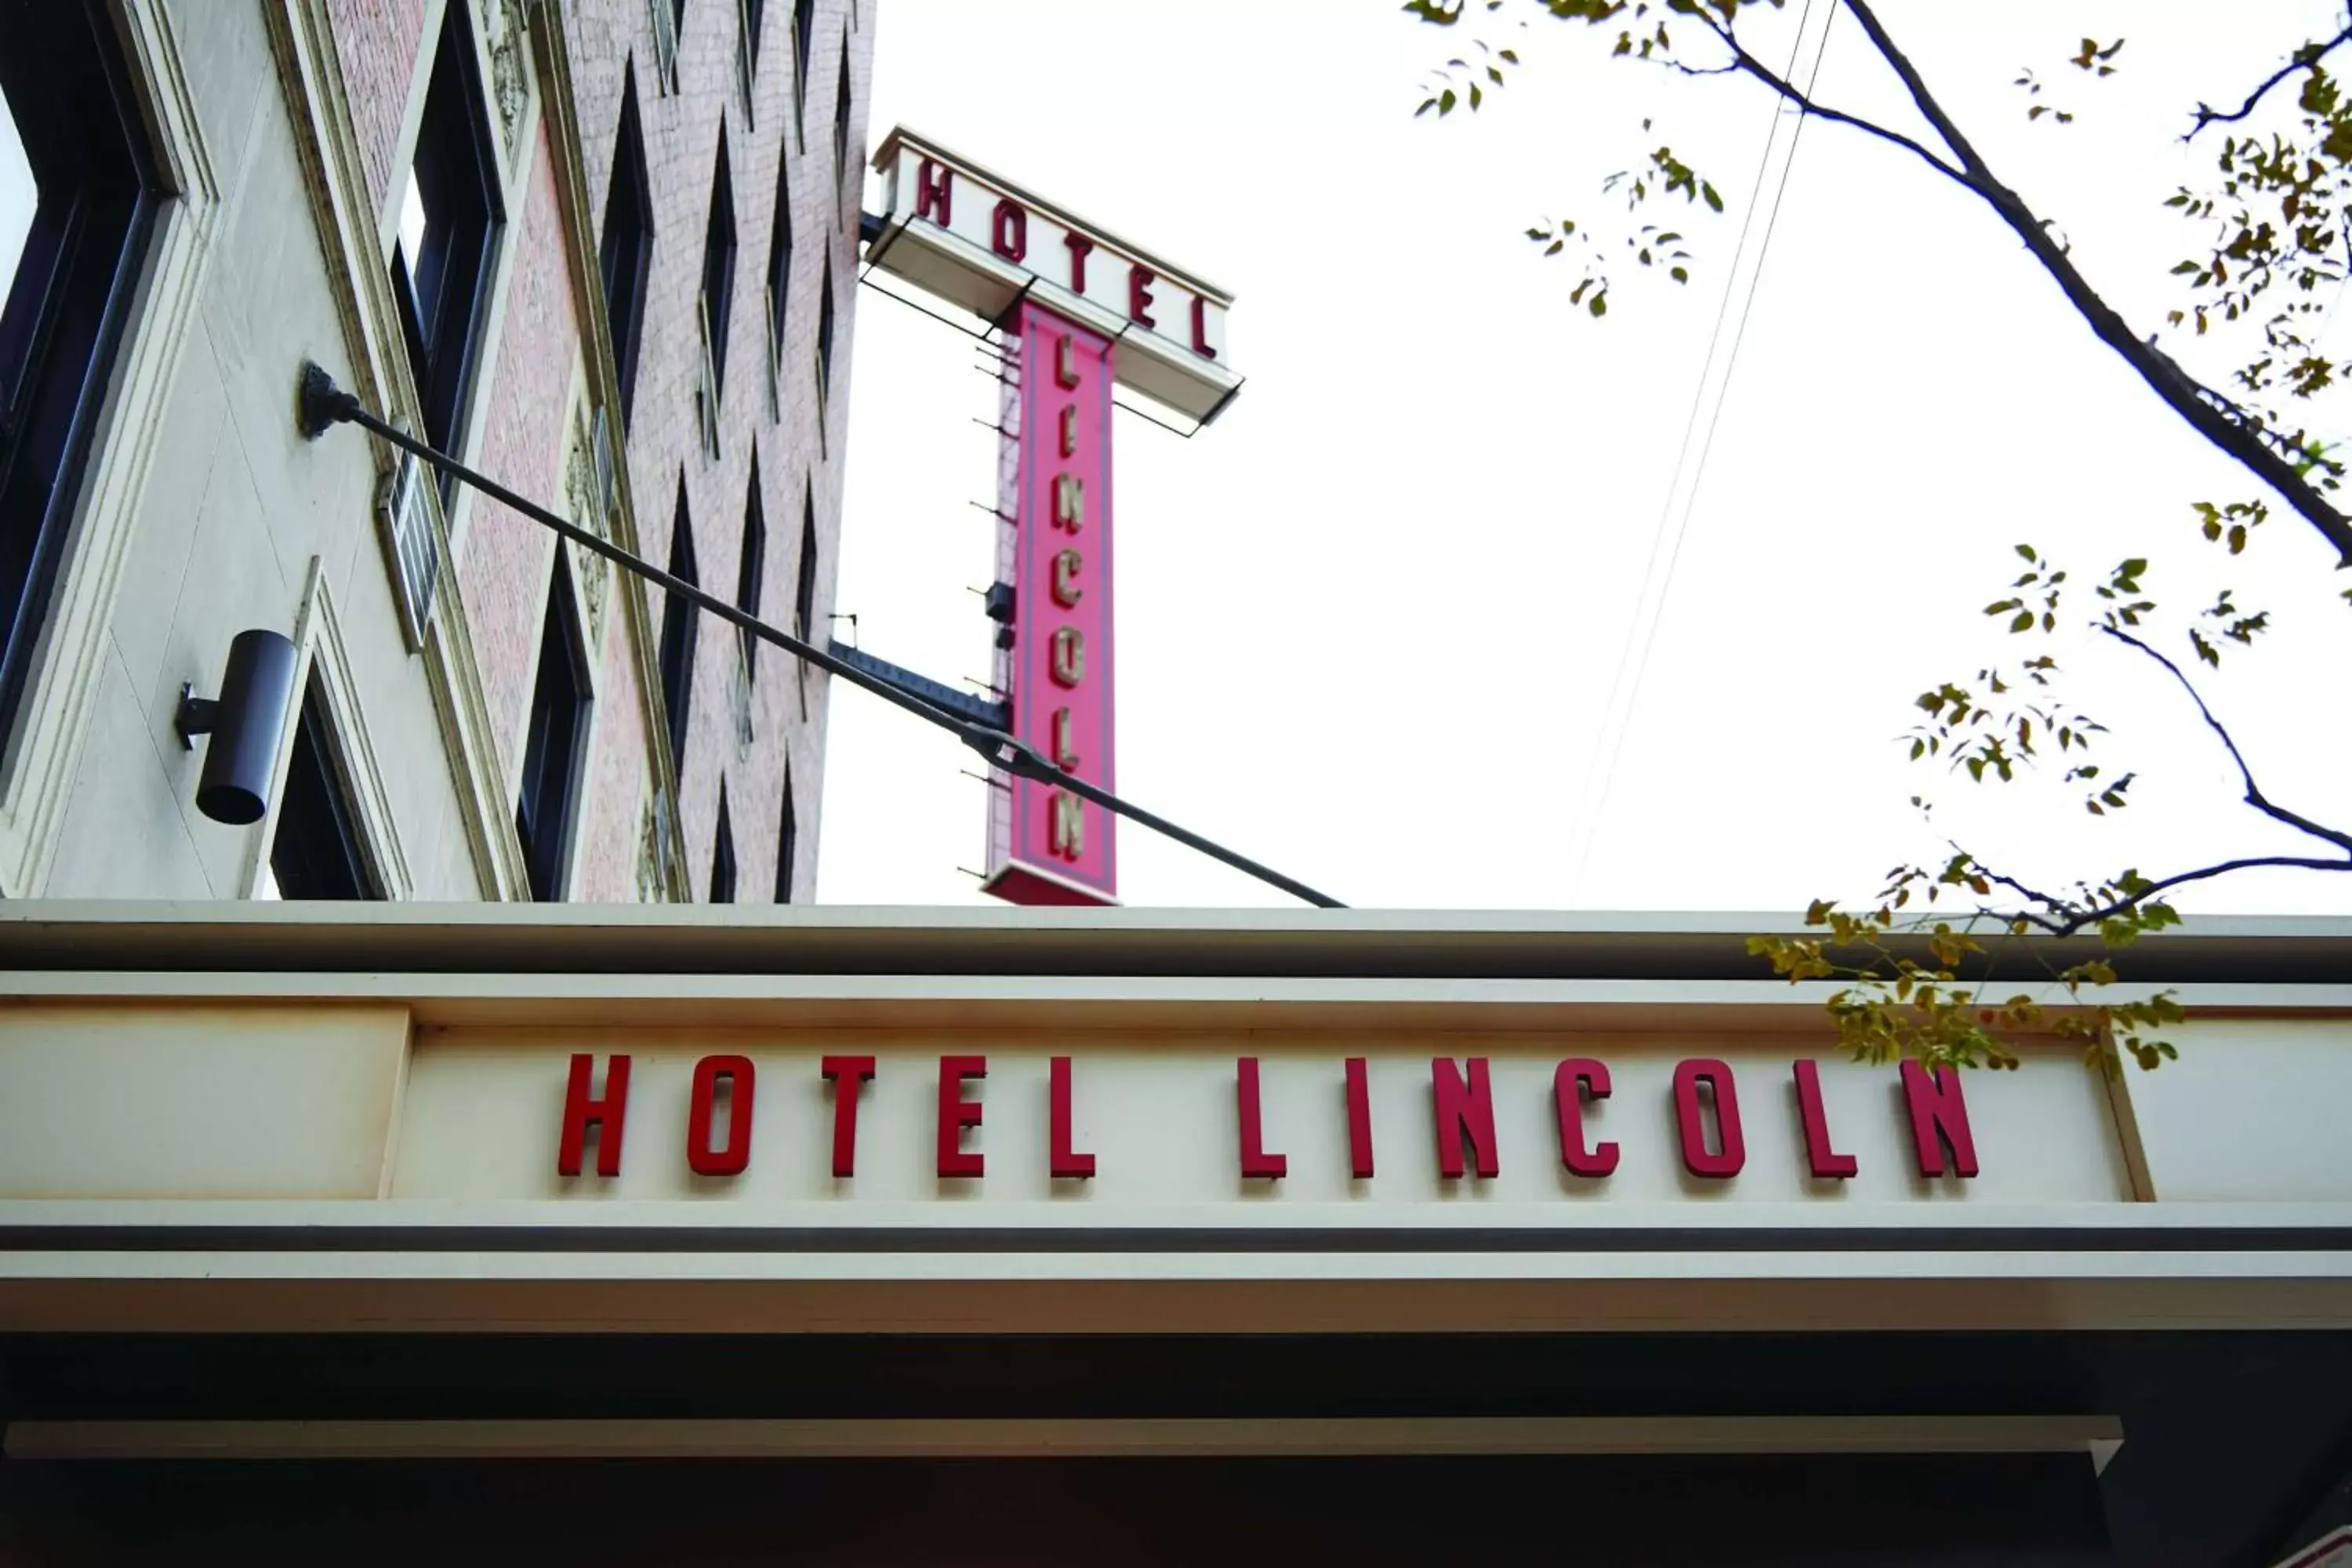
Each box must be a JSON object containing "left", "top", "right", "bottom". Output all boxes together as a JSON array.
[{"left": 982, "top": 300, "right": 1117, "bottom": 905}]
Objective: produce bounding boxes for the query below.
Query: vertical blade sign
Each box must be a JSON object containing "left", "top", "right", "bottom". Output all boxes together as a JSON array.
[{"left": 984, "top": 301, "right": 1117, "bottom": 904}]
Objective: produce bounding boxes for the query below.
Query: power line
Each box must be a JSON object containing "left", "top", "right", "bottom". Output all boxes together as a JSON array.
[
  {"left": 295, "top": 365, "right": 1345, "bottom": 910},
  {"left": 1564, "top": 2, "right": 1838, "bottom": 899}
]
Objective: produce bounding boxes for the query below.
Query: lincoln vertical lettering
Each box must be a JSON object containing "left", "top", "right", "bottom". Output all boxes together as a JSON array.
[
  {"left": 1050, "top": 626, "right": 1084, "bottom": 687},
  {"left": 1052, "top": 473, "right": 1083, "bottom": 532},
  {"left": 1050, "top": 790, "right": 1083, "bottom": 858}
]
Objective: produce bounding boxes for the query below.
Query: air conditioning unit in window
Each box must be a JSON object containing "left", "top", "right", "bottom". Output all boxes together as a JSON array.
[
  {"left": 648, "top": 0, "right": 680, "bottom": 93},
  {"left": 375, "top": 445, "right": 440, "bottom": 653},
  {"left": 695, "top": 292, "right": 723, "bottom": 463}
]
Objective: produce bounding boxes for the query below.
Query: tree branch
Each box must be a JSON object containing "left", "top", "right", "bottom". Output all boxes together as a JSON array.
[
  {"left": 2097, "top": 623, "right": 2352, "bottom": 854},
  {"left": 1835, "top": 0, "right": 2352, "bottom": 568},
  {"left": 2045, "top": 856, "right": 2352, "bottom": 936},
  {"left": 1680, "top": 8, "right": 1972, "bottom": 187},
  {"left": 2189, "top": 27, "right": 2352, "bottom": 138}
]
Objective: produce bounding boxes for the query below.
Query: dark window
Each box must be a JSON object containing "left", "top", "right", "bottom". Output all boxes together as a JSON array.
[
  {"left": 701, "top": 129, "right": 737, "bottom": 401},
  {"left": 598, "top": 71, "right": 654, "bottom": 415},
  {"left": 659, "top": 479, "right": 699, "bottom": 772},
  {"left": 764, "top": 143, "right": 792, "bottom": 368},
  {"left": 390, "top": 2, "right": 502, "bottom": 485},
  {"left": 833, "top": 39, "right": 851, "bottom": 201},
  {"left": 792, "top": 0, "right": 817, "bottom": 127},
  {"left": 774, "top": 769, "right": 797, "bottom": 903},
  {"left": 744, "top": 0, "right": 765, "bottom": 61},
  {"left": 710, "top": 783, "right": 737, "bottom": 902},
  {"left": 270, "top": 681, "right": 380, "bottom": 901},
  {"left": 737, "top": 455, "right": 765, "bottom": 675},
  {"left": 0, "top": 1, "right": 161, "bottom": 737},
  {"left": 516, "top": 560, "right": 591, "bottom": 901},
  {"left": 794, "top": 485, "right": 818, "bottom": 641},
  {"left": 815, "top": 256, "right": 834, "bottom": 405}
]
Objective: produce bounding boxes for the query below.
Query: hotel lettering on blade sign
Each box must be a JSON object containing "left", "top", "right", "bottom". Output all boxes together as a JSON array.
[{"left": 864, "top": 132, "right": 1242, "bottom": 905}]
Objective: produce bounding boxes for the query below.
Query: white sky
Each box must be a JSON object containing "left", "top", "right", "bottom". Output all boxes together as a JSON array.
[{"left": 819, "top": 0, "right": 2352, "bottom": 918}]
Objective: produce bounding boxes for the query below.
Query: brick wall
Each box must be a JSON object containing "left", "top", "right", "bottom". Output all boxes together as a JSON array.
[
  {"left": 325, "top": 0, "right": 426, "bottom": 213},
  {"left": 457, "top": 122, "right": 579, "bottom": 789},
  {"left": 559, "top": 0, "right": 872, "bottom": 902}
]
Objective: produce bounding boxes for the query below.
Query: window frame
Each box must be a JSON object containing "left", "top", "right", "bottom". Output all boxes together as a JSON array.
[
  {"left": 241, "top": 562, "right": 415, "bottom": 902},
  {"left": 701, "top": 126, "right": 738, "bottom": 404},
  {"left": 659, "top": 477, "right": 701, "bottom": 775},
  {"left": 0, "top": 0, "right": 163, "bottom": 751},
  {"left": 711, "top": 782, "right": 737, "bottom": 902},
  {"left": 794, "top": 483, "right": 818, "bottom": 643},
  {"left": 267, "top": 677, "right": 383, "bottom": 902},
  {"left": 737, "top": 455, "right": 767, "bottom": 677},
  {"left": 774, "top": 767, "right": 797, "bottom": 903},
  {"left": 515, "top": 550, "right": 595, "bottom": 902},
  {"left": 598, "top": 69, "right": 655, "bottom": 418},
  {"left": 388, "top": 0, "right": 505, "bottom": 494}
]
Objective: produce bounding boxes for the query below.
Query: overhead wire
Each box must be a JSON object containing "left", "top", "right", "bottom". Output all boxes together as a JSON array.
[{"left": 1564, "top": 0, "right": 1839, "bottom": 899}]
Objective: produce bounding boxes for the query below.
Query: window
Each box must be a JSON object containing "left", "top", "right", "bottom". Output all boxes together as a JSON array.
[
  {"left": 390, "top": 2, "right": 502, "bottom": 485},
  {"left": 516, "top": 558, "right": 591, "bottom": 901},
  {"left": 794, "top": 485, "right": 818, "bottom": 641},
  {"left": 774, "top": 768, "right": 797, "bottom": 903},
  {"left": 659, "top": 479, "right": 699, "bottom": 771},
  {"left": 832, "top": 39, "right": 851, "bottom": 203},
  {"left": 710, "top": 783, "right": 737, "bottom": 902},
  {"left": 815, "top": 256, "right": 834, "bottom": 406},
  {"left": 737, "top": 0, "right": 764, "bottom": 122},
  {"left": 764, "top": 143, "right": 792, "bottom": 368},
  {"left": 0, "top": 2, "right": 162, "bottom": 735},
  {"left": 737, "top": 456, "right": 766, "bottom": 675},
  {"left": 599, "top": 71, "right": 655, "bottom": 416},
  {"left": 792, "top": 0, "right": 816, "bottom": 128},
  {"left": 267, "top": 680, "right": 380, "bottom": 901},
  {"left": 701, "top": 129, "right": 737, "bottom": 401}
]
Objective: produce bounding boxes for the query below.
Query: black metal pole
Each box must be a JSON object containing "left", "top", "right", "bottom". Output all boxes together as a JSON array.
[{"left": 296, "top": 363, "right": 1344, "bottom": 909}]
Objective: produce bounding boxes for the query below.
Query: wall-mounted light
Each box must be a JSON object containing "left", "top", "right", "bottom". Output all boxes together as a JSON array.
[{"left": 173, "top": 630, "right": 298, "bottom": 826}]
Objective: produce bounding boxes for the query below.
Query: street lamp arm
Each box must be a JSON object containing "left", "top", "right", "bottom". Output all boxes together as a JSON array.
[{"left": 295, "top": 363, "right": 1344, "bottom": 909}]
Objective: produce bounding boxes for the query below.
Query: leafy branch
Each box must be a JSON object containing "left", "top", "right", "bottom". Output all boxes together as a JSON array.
[{"left": 1406, "top": 0, "right": 2352, "bottom": 564}]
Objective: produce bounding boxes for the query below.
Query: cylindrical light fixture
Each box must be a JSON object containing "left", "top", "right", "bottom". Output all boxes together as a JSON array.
[{"left": 174, "top": 630, "right": 299, "bottom": 826}]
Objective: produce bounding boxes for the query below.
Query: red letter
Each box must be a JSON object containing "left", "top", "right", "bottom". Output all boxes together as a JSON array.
[
  {"left": 991, "top": 197, "right": 1027, "bottom": 263},
  {"left": 1050, "top": 1055, "right": 1094, "bottom": 1179},
  {"left": 938, "top": 1054, "right": 986, "bottom": 1178},
  {"left": 1345, "top": 1057, "right": 1374, "bottom": 1178},
  {"left": 1236, "top": 1057, "right": 1287, "bottom": 1179},
  {"left": 1190, "top": 295, "right": 1217, "bottom": 359},
  {"left": 1127, "top": 264, "right": 1157, "bottom": 328},
  {"left": 1553, "top": 1058, "right": 1618, "bottom": 1178},
  {"left": 915, "top": 157, "right": 952, "bottom": 225},
  {"left": 822, "top": 1055, "right": 875, "bottom": 1178},
  {"left": 1901, "top": 1061, "right": 1980, "bottom": 1178},
  {"left": 557, "top": 1053, "right": 630, "bottom": 1178},
  {"left": 1432, "top": 1057, "right": 1499, "bottom": 1179},
  {"left": 1793, "top": 1059, "right": 1857, "bottom": 1179},
  {"left": 1673, "top": 1058, "right": 1746, "bottom": 1178},
  {"left": 1064, "top": 232, "right": 1094, "bottom": 293},
  {"left": 686, "top": 1054, "right": 755, "bottom": 1177}
]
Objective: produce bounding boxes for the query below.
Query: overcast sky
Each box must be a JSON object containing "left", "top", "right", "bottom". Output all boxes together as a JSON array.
[{"left": 819, "top": 0, "right": 2352, "bottom": 919}]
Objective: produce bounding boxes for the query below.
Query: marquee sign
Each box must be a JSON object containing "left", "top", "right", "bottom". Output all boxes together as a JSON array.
[{"left": 864, "top": 130, "right": 1241, "bottom": 906}]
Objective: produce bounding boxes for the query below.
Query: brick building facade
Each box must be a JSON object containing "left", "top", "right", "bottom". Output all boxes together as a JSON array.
[{"left": 0, "top": 0, "right": 868, "bottom": 903}]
